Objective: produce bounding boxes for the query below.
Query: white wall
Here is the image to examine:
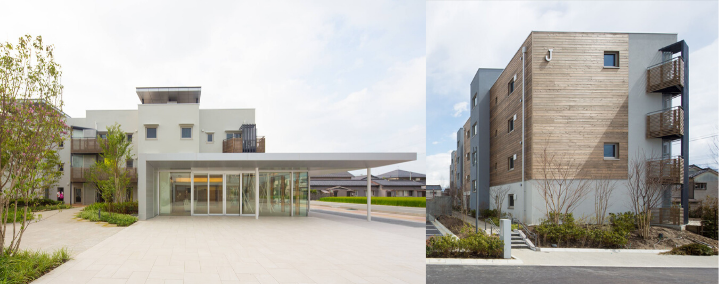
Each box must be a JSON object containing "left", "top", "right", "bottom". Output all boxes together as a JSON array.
[
  {"left": 138, "top": 104, "right": 200, "bottom": 154},
  {"left": 198, "top": 109, "right": 255, "bottom": 153}
]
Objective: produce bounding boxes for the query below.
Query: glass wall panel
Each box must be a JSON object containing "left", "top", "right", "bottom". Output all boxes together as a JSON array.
[
  {"left": 209, "top": 174, "right": 223, "bottom": 214},
  {"left": 194, "top": 174, "right": 208, "bottom": 214},
  {"left": 159, "top": 173, "right": 191, "bottom": 216},
  {"left": 242, "top": 173, "right": 255, "bottom": 214},
  {"left": 294, "top": 172, "right": 308, "bottom": 216},
  {"left": 226, "top": 174, "right": 240, "bottom": 215},
  {"left": 159, "top": 172, "right": 171, "bottom": 214},
  {"left": 259, "top": 172, "right": 291, "bottom": 216}
]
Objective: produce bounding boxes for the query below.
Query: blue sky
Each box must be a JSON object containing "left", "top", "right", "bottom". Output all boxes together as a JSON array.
[
  {"left": 1, "top": 0, "right": 427, "bottom": 176},
  {"left": 427, "top": 1, "right": 719, "bottom": 188}
]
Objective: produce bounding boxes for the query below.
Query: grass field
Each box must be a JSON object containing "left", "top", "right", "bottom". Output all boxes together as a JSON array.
[{"left": 319, "top": 197, "right": 426, "bottom": 207}]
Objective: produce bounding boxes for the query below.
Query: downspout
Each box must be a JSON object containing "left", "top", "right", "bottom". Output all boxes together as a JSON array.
[{"left": 521, "top": 46, "right": 527, "bottom": 224}]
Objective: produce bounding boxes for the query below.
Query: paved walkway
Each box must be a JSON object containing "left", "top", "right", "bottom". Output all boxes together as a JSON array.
[
  {"left": 310, "top": 201, "right": 425, "bottom": 223},
  {"left": 34, "top": 210, "right": 425, "bottom": 284},
  {"left": 3, "top": 207, "right": 125, "bottom": 256}
]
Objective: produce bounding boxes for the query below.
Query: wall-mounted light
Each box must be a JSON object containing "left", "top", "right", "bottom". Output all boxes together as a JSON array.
[{"left": 545, "top": 49, "right": 553, "bottom": 61}]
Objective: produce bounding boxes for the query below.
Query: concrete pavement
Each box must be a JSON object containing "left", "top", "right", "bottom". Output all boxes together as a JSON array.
[
  {"left": 33, "top": 210, "right": 425, "bottom": 284},
  {"left": 310, "top": 200, "right": 425, "bottom": 223}
]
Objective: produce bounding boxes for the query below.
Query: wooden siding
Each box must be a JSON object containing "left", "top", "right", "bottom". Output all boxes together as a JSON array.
[
  {"left": 530, "top": 32, "right": 629, "bottom": 180},
  {"left": 489, "top": 34, "right": 533, "bottom": 186}
]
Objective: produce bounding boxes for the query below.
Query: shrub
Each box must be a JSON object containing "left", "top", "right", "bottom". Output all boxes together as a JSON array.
[
  {"left": 318, "top": 197, "right": 425, "bottom": 207},
  {"left": 609, "top": 212, "right": 636, "bottom": 234},
  {"left": 663, "top": 244, "right": 717, "bottom": 256},
  {"left": 77, "top": 210, "right": 137, "bottom": 226},
  {"left": 534, "top": 213, "right": 628, "bottom": 248},
  {"left": 2, "top": 205, "right": 36, "bottom": 223},
  {"left": 481, "top": 209, "right": 498, "bottom": 218},
  {"left": 82, "top": 202, "right": 138, "bottom": 215},
  {"left": 8, "top": 198, "right": 64, "bottom": 207},
  {"left": 426, "top": 230, "right": 504, "bottom": 258},
  {"left": 700, "top": 197, "right": 718, "bottom": 240},
  {"left": 0, "top": 248, "right": 71, "bottom": 284}
]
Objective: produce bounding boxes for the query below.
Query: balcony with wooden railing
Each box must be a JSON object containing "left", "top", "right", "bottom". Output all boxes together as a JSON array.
[
  {"left": 646, "top": 106, "right": 684, "bottom": 140},
  {"left": 222, "top": 136, "right": 266, "bottom": 153},
  {"left": 647, "top": 156, "right": 684, "bottom": 185},
  {"left": 71, "top": 138, "right": 104, "bottom": 153},
  {"left": 71, "top": 167, "right": 138, "bottom": 183},
  {"left": 646, "top": 57, "right": 684, "bottom": 94}
]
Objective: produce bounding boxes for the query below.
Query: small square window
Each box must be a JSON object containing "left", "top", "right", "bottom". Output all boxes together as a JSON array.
[
  {"left": 472, "top": 93, "right": 478, "bottom": 108},
  {"left": 181, "top": 127, "right": 192, "bottom": 139},
  {"left": 146, "top": 127, "right": 157, "bottom": 139},
  {"left": 604, "top": 143, "right": 619, "bottom": 159},
  {"left": 207, "top": 133, "right": 214, "bottom": 142},
  {"left": 495, "top": 129, "right": 498, "bottom": 137},
  {"left": 466, "top": 153, "right": 470, "bottom": 161},
  {"left": 508, "top": 80, "right": 515, "bottom": 96},
  {"left": 508, "top": 119, "right": 514, "bottom": 133},
  {"left": 508, "top": 194, "right": 515, "bottom": 207},
  {"left": 494, "top": 162, "right": 497, "bottom": 171},
  {"left": 508, "top": 156, "right": 514, "bottom": 170},
  {"left": 126, "top": 159, "right": 133, "bottom": 168},
  {"left": 58, "top": 163, "right": 64, "bottom": 172},
  {"left": 99, "top": 133, "right": 107, "bottom": 139},
  {"left": 59, "top": 141, "right": 64, "bottom": 148},
  {"left": 495, "top": 97, "right": 498, "bottom": 106},
  {"left": 127, "top": 134, "right": 133, "bottom": 142},
  {"left": 604, "top": 52, "right": 619, "bottom": 67}
]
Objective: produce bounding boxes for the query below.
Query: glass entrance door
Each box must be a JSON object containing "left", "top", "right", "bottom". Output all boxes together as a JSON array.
[
  {"left": 193, "top": 174, "right": 208, "bottom": 214},
  {"left": 209, "top": 174, "right": 223, "bottom": 214},
  {"left": 226, "top": 174, "right": 240, "bottom": 215}
]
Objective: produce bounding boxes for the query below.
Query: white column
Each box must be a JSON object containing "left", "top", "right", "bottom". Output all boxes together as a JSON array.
[
  {"left": 255, "top": 167, "right": 259, "bottom": 219},
  {"left": 367, "top": 168, "right": 371, "bottom": 222},
  {"left": 290, "top": 171, "right": 294, "bottom": 217},
  {"left": 500, "top": 219, "right": 511, "bottom": 259}
]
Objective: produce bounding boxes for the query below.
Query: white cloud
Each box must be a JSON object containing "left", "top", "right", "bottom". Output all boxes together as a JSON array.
[
  {"left": 426, "top": 151, "right": 452, "bottom": 188},
  {"left": 432, "top": 141, "right": 439, "bottom": 145},
  {"left": 452, "top": 101, "right": 468, "bottom": 117},
  {"left": 449, "top": 131, "right": 457, "bottom": 141}
]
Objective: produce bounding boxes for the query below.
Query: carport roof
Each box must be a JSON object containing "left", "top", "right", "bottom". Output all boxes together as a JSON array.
[{"left": 143, "top": 152, "right": 416, "bottom": 175}]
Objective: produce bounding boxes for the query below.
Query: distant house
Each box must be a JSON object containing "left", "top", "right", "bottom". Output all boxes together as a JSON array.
[
  {"left": 424, "top": 185, "right": 443, "bottom": 199},
  {"left": 673, "top": 165, "right": 718, "bottom": 209},
  {"left": 310, "top": 170, "right": 427, "bottom": 198}
]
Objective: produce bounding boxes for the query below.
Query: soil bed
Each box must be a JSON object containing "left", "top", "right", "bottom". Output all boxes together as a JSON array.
[
  {"left": 530, "top": 225, "right": 719, "bottom": 251},
  {"left": 437, "top": 215, "right": 476, "bottom": 238}
]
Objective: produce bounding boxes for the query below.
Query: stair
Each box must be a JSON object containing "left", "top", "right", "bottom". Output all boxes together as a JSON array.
[{"left": 511, "top": 231, "right": 530, "bottom": 249}]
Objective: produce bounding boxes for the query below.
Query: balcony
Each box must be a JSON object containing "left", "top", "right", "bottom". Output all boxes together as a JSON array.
[
  {"left": 647, "top": 156, "right": 684, "bottom": 185},
  {"left": 71, "top": 167, "right": 138, "bottom": 182},
  {"left": 646, "top": 106, "right": 684, "bottom": 140},
  {"left": 71, "top": 138, "right": 104, "bottom": 153},
  {"left": 222, "top": 136, "right": 266, "bottom": 153},
  {"left": 646, "top": 57, "right": 684, "bottom": 94}
]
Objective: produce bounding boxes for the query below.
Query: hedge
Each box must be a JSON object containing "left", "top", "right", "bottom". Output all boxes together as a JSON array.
[
  {"left": 319, "top": 197, "right": 426, "bottom": 207},
  {"left": 76, "top": 210, "right": 137, "bottom": 227},
  {"left": 426, "top": 231, "right": 504, "bottom": 258}
]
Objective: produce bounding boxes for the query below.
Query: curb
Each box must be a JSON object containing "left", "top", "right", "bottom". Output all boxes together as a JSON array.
[
  {"left": 427, "top": 256, "right": 523, "bottom": 265},
  {"left": 537, "top": 248, "right": 670, "bottom": 253}
]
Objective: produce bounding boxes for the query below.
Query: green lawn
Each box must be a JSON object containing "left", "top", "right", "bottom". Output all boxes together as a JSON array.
[
  {"left": 0, "top": 248, "right": 70, "bottom": 284},
  {"left": 318, "top": 197, "right": 426, "bottom": 207}
]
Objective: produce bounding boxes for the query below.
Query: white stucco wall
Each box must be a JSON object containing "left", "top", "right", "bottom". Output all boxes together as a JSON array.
[
  {"left": 138, "top": 104, "right": 200, "bottom": 154},
  {"left": 198, "top": 109, "right": 255, "bottom": 153}
]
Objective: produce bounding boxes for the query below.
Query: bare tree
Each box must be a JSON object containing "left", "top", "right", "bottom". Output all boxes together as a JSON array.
[
  {"left": 534, "top": 143, "right": 592, "bottom": 224},
  {"left": 490, "top": 185, "right": 511, "bottom": 218},
  {"left": 593, "top": 175, "right": 618, "bottom": 225},
  {"left": 710, "top": 132, "right": 718, "bottom": 168},
  {"left": 627, "top": 151, "right": 668, "bottom": 238}
]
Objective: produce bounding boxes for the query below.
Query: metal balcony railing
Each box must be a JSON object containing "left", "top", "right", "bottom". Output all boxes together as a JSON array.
[
  {"left": 71, "top": 167, "right": 137, "bottom": 182},
  {"left": 647, "top": 57, "right": 684, "bottom": 93},
  {"left": 71, "top": 138, "right": 104, "bottom": 153},
  {"left": 222, "top": 136, "right": 266, "bottom": 153},
  {"left": 646, "top": 156, "right": 684, "bottom": 185},
  {"left": 646, "top": 106, "right": 684, "bottom": 139}
]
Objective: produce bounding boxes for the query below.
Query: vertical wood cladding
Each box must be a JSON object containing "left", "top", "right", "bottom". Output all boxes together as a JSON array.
[{"left": 490, "top": 32, "right": 629, "bottom": 186}]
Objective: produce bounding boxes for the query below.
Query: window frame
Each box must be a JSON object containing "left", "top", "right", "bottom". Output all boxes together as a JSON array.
[
  {"left": 508, "top": 156, "right": 515, "bottom": 171},
  {"left": 604, "top": 51, "right": 619, "bottom": 68},
  {"left": 508, "top": 80, "right": 515, "bottom": 96},
  {"left": 694, "top": 183, "right": 707, "bottom": 190},
  {"left": 508, "top": 194, "right": 515, "bottom": 208},
  {"left": 472, "top": 93, "right": 478, "bottom": 108},
  {"left": 207, "top": 133, "right": 214, "bottom": 143},
  {"left": 603, "top": 143, "right": 619, "bottom": 160},
  {"left": 127, "top": 133, "right": 133, "bottom": 142},
  {"left": 508, "top": 118, "right": 514, "bottom": 133},
  {"left": 472, "top": 123, "right": 478, "bottom": 137},
  {"left": 146, "top": 127, "right": 157, "bottom": 139},
  {"left": 181, "top": 127, "right": 193, "bottom": 139}
]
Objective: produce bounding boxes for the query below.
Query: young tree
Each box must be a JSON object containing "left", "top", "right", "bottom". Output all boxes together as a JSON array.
[
  {"left": 1, "top": 35, "right": 66, "bottom": 256},
  {"left": 593, "top": 175, "right": 617, "bottom": 225},
  {"left": 627, "top": 151, "right": 669, "bottom": 238},
  {"left": 490, "top": 185, "right": 511, "bottom": 218},
  {"left": 534, "top": 144, "right": 592, "bottom": 224},
  {"left": 89, "top": 124, "right": 134, "bottom": 209}
]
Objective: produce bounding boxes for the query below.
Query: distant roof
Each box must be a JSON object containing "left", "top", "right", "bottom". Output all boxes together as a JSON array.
[
  {"left": 310, "top": 180, "right": 379, "bottom": 187},
  {"left": 310, "top": 171, "right": 354, "bottom": 178},
  {"left": 424, "top": 185, "right": 442, "bottom": 190},
  {"left": 351, "top": 175, "right": 381, "bottom": 180},
  {"left": 377, "top": 169, "right": 425, "bottom": 178},
  {"left": 372, "top": 179, "right": 424, "bottom": 187},
  {"left": 689, "top": 166, "right": 718, "bottom": 178}
]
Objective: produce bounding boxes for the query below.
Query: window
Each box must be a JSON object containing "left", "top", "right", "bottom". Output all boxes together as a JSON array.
[
  {"left": 508, "top": 194, "right": 515, "bottom": 208},
  {"left": 472, "top": 180, "right": 477, "bottom": 192},
  {"left": 604, "top": 143, "right": 619, "bottom": 159},
  {"left": 495, "top": 129, "right": 498, "bottom": 137},
  {"left": 472, "top": 151, "right": 476, "bottom": 165},
  {"left": 226, "top": 132, "right": 241, "bottom": 139},
  {"left": 495, "top": 97, "right": 498, "bottom": 106},
  {"left": 695, "top": 183, "right": 707, "bottom": 190},
  {"left": 508, "top": 80, "right": 515, "bottom": 95},
  {"left": 508, "top": 119, "right": 514, "bottom": 133},
  {"left": 181, "top": 127, "right": 192, "bottom": 139},
  {"left": 472, "top": 123, "right": 478, "bottom": 136},
  {"left": 44, "top": 188, "right": 49, "bottom": 199},
  {"left": 146, "top": 127, "right": 157, "bottom": 139},
  {"left": 59, "top": 141, "right": 64, "bottom": 148},
  {"left": 604, "top": 51, "right": 619, "bottom": 67},
  {"left": 207, "top": 133, "right": 214, "bottom": 143},
  {"left": 494, "top": 162, "right": 497, "bottom": 171},
  {"left": 508, "top": 156, "right": 514, "bottom": 170},
  {"left": 127, "top": 134, "right": 132, "bottom": 142},
  {"left": 466, "top": 175, "right": 470, "bottom": 181},
  {"left": 472, "top": 93, "right": 478, "bottom": 108},
  {"left": 126, "top": 159, "right": 133, "bottom": 168},
  {"left": 466, "top": 153, "right": 470, "bottom": 161},
  {"left": 98, "top": 133, "right": 107, "bottom": 139},
  {"left": 466, "top": 130, "right": 470, "bottom": 138},
  {"left": 58, "top": 163, "right": 64, "bottom": 172}
]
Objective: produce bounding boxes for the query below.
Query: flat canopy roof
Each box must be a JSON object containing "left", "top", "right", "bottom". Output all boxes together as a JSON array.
[
  {"left": 136, "top": 87, "right": 201, "bottom": 104},
  {"left": 143, "top": 153, "right": 416, "bottom": 175}
]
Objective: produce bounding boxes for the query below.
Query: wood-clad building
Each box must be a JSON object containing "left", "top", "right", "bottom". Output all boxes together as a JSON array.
[{"left": 462, "top": 32, "right": 689, "bottom": 224}]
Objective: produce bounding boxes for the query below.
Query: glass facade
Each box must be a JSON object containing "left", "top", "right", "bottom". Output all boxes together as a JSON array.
[{"left": 158, "top": 171, "right": 308, "bottom": 217}]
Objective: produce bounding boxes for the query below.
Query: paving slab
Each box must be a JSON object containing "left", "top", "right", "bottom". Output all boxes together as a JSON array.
[{"left": 33, "top": 210, "right": 425, "bottom": 284}]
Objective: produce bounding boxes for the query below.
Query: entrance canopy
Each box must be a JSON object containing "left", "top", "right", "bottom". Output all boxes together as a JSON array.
[{"left": 143, "top": 152, "right": 417, "bottom": 175}]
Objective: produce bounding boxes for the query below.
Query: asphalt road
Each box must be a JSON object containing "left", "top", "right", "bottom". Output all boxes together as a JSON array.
[{"left": 427, "top": 265, "right": 719, "bottom": 284}]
